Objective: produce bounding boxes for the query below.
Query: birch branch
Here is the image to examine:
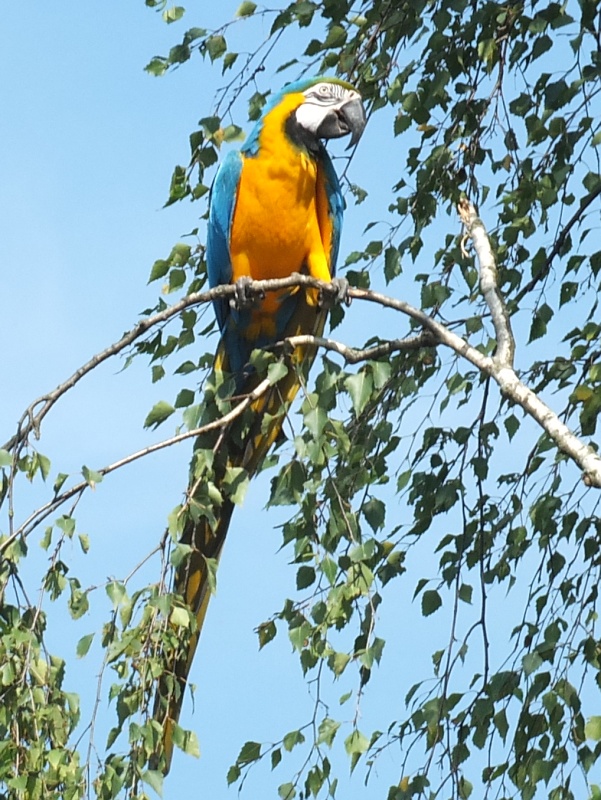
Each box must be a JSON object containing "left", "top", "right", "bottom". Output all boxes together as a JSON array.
[
  {"left": 283, "top": 331, "right": 437, "bottom": 363},
  {"left": 0, "top": 376, "right": 273, "bottom": 554},
  {"left": 458, "top": 198, "right": 601, "bottom": 488},
  {"left": 2, "top": 275, "right": 437, "bottom": 454},
  {"left": 458, "top": 198, "right": 515, "bottom": 367},
  {"left": 5, "top": 260, "right": 601, "bottom": 487}
]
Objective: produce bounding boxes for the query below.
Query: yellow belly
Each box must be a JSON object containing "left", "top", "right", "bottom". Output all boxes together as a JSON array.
[{"left": 230, "top": 150, "right": 330, "bottom": 284}]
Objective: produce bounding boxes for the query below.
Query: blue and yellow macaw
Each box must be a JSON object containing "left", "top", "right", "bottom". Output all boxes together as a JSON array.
[{"left": 153, "top": 77, "right": 366, "bottom": 772}]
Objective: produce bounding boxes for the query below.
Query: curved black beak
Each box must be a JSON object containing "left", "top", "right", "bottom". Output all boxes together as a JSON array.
[
  {"left": 315, "top": 95, "right": 367, "bottom": 148},
  {"left": 340, "top": 96, "right": 367, "bottom": 149}
]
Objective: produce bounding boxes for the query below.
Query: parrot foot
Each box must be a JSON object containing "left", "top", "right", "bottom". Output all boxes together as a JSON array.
[
  {"left": 319, "top": 277, "right": 351, "bottom": 309},
  {"left": 229, "top": 276, "right": 262, "bottom": 311}
]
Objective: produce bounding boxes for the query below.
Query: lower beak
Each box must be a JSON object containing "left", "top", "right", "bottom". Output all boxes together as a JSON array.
[{"left": 340, "top": 96, "right": 367, "bottom": 149}]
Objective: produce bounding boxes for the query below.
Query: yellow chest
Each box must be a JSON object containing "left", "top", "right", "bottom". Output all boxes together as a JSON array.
[
  {"left": 230, "top": 148, "right": 322, "bottom": 280},
  {"left": 229, "top": 92, "right": 331, "bottom": 285}
]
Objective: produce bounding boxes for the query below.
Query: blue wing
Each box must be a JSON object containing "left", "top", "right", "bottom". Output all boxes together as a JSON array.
[
  {"left": 206, "top": 149, "right": 243, "bottom": 332},
  {"left": 317, "top": 143, "right": 344, "bottom": 277}
]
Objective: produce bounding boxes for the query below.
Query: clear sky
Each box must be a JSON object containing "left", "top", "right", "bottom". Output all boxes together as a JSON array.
[
  {"left": 1, "top": 3, "right": 429, "bottom": 797},
  {"left": 1, "top": 3, "right": 562, "bottom": 799}
]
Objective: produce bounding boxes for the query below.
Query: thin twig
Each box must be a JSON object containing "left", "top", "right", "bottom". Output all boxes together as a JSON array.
[
  {"left": 0, "top": 377, "right": 272, "bottom": 554},
  {"left": 514, "top": 180, "right": 601, "bottom": 305},
  {"left": 283, "top": 330, "right": 437, "bottom": 362}
]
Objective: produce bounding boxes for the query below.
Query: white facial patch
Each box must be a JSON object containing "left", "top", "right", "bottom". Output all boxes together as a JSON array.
[{"left": 294, "top": 82, "right": 361, "bottom": 134}]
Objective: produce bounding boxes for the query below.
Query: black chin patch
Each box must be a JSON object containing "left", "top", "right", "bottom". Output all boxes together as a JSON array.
[
  {"left": 285, "top": 111, "right": 321, "bottom": 156},
  {"left": 315, "top": 112, "right": 347, "bottom": 140}
]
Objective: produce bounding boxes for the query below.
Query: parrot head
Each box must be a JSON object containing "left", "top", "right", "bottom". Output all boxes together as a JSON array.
[
  {"left": 243, "top": 77, "right": 366, "bottom": 156},
  {"left": 291, "top": 78, "right": 366, "bottom": 149}
]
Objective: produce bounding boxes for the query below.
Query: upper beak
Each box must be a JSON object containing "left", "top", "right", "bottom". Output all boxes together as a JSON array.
[
  {"left": 340, "top": 96, "right": 367, "bottom": 149},
  {"left": 315, "top": 95, "right": 367, "bottom": 147}
]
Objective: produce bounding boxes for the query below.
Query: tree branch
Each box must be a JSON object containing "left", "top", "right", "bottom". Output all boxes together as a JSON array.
[
  {"left": 458, "top": 199, "right": 601, "bottom": 488},
  {"left": 5, "top": 263, "right": 601, "bottom": 488},
  {"left": 282, "top": 330, "right": 437, "bottom": 363},
  {"left": 2, "top": 275, "right": 437, "bottom": 453},
  {"left": 0, "top": 376, "right": 273, "bottom": 553},
  {"left": 458, "top": 198, "right": 515, "bottom": 367}
]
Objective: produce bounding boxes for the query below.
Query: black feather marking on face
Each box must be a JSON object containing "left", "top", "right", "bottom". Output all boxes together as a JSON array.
[{"left": 285, "top": 111, "right": 321, "bottom": 156}]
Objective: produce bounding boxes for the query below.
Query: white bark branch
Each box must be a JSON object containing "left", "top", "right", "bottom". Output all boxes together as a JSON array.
[
  {"left": 458, "top": 198, "right": 515, "bottom": 367},
  {"left": 458, "top": 199, "right": 601, "bottom": 488},
  {"left": 282, "top": 331, "right": 436, "bottom": 363},
  {"left": 5, "top": 257, "right": 601, "bottom": 489}
]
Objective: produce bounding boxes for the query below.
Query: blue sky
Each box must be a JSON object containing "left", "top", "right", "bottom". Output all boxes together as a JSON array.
[{"left": 1, "top": 3, "right": 431, "bottom": 797}]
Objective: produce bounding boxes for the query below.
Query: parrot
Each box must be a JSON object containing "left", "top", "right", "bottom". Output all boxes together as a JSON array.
[{"left": 152, "top": 76, "right": 366, "bottom": 773}]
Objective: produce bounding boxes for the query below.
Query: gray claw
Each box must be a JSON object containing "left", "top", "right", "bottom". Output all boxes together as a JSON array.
[
  {"left": 229, "top": 276, "right": 257, "bottom": 311},
  {"left": 319, "top": 277, "right": 351, "bottom": 308}
]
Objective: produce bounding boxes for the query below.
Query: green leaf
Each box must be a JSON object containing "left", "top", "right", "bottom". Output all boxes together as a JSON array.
[
  {"left": 223, "top": 52, "right": 239, "bottom": 72},
  {"left": 165, "top": 164, "right": 189, "bottom": 205},
  {"left": 321, "top": 556, "right": 337, "bottom": 585},
  {"left": 458, "top": 777, "right": 473, "bottom": 799},
  {"left": 57, "top": 515, "right": 76, "bottom": 537},
  {"left": 283, "top": 729, "right": 305, "bottom": 752},
  {"left": 37, "top": 452, "right": 51, "bottom": 480},
  {"left": 268, "top": 361, "right": 288, "bottom": 383},
  {"left": 345, "top": 371, "right": 373, "bottom": 416},
  {"left": 144, "top": 400, "right": 175, "bottom": 429},
  {"left": 237, "top": 740, "right": 261, "bottom": 764},
  {"left": 236, "top": 0, "right": 257, "bottom": 15},
  {"left": 53, "top": 472, "right": 68, "bottom": 494},
  {"left": 106, "top": 581, "right": 127, "bottom": 609},
  {"left": 145, "top": 56, "right": 169, "bottom": 77},
  {"left": 175, "top": 388, "right": 195, "bottom": 408},
  {"left": 223, "top": 466, "right": 249, "bottom": 505},
  {"left": 76, "top": 633, "right": 94, "bottom": 658},
  {"left": 296, "top": 565, "right": 316, "bottom": 590},
  {"left": 162, "top": 5, "right": 184, "bottom": 23},
  {"left": 206, "top": 34, "right": 226, "bottom": 61},
  {"left": 523, "top": 651, "right": 542, "bottom": 676},
  {"left": 227, "top": 765, "right": 241, "bottom": 785},
  {"left": 304, "top": 404, "right": 327, "bottom": 438},
  {"left": 205, "top": 557, "right": 219, "bottom": 595},
  {"left": 363, "top": 497, "right": 386, "bottom": 532},
  {"left": 170, "top": 606, "right": 190, "bottom": 628},
  {"left": 258, "top": 620, "right": 276, "bottom": 649},
  {"left": 317, "top": 717, "right": 341, "bottom": 746},
  {"left": 328, "top": 651, "right": 350, "bottom": 676},
  {"left": 141, "top": 769, "right": 164, "bottom": 796},
  {"left": 585, "top": 716, "right": 601, "bottom": 741},
  {"left": 278, "top": 784, "right": 295, "bottom": 800},
  {"left": 81, "top": 465, "right": 103, "bottom": 488},
  {"left": 0, "top": 449, "right": 12, "bottom": 467},
  {"left": 458, "top": 583, "right": 473, "bottom": 604},
  {"left": 422, "top": 589, "right": 442, "bottom": 616},
  {"left": 344, "top": 729, "right": 369, "bottom": 772},
  {"left": 384, "top": 246, "right": 401, "bottom": 282},
  {"left": 504, "top": 414, "right": 520, "bottom": 440},
  {"left": 494, "top": 709, "right": 509, "bottom": 742},
  {"left": 40, "top": 527, "right": 53, "bottom": 550},
  {"left": 176, "top": 728, "right": 200, "bottom": 757},
  {"left": 323, "top": 24, "right": 346, "bottom": 48}
]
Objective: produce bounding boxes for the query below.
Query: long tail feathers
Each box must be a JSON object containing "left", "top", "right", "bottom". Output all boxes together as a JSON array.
[{"left": 151, "top": 293, "right": 326, "bottom": 773}]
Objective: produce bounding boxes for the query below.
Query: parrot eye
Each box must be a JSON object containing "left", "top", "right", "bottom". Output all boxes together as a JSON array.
[{"left": 304, "top": 82, "right": 346, "bottom": 106}]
